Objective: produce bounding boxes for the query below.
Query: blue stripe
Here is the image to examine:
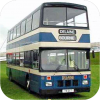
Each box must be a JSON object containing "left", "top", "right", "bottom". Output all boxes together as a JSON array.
[
  {"left": 7, "top": 32, "right": 57, "bottom": 50},
  {"left": 78, "top": 34, "right": 90, "bottom": 43},
  {"left": 7, "top": 33, "right": 90, "bottom": 50},
  {"left": 39, "top": 33, "right": 57, "bottom": 42}
]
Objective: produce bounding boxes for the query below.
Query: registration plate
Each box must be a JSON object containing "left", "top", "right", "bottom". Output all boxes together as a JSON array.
[
  {"left": 62, "top": 76, "right": 74, "bottom": 80},
  {"left": 62, "top": 89, "right": 74, "bottom": 93}
]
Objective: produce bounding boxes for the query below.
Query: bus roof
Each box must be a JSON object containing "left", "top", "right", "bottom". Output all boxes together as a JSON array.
[{"left": 42, "top": 2, "right": 86, "bottom": 8}]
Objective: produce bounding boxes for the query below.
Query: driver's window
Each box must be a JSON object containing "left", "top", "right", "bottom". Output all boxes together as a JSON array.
[{"left": 32, "top": 51, "right": 39, "bottom": 69}]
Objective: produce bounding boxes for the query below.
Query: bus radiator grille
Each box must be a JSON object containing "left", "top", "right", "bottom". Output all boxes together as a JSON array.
[
  {"left": 65, "top": 80, "right": 71, "bottom": 86},
  {"left": 57, "top": 80, "right": 79, "bottom": 87},
  {"left": 73, "top": 80, "right": 78, "bottom": 86},
  {"left": 57, "top": 80, "right": 63, "bottom": 87}
]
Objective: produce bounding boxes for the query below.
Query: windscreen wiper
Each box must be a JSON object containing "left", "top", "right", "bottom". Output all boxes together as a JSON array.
[{"left": 55, "top": 65, "right": 62, "bottom": 72}]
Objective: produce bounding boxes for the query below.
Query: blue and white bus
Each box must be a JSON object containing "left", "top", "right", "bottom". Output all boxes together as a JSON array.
[{"left": 6, "top": 2, "right": 92, "bottom": 94}]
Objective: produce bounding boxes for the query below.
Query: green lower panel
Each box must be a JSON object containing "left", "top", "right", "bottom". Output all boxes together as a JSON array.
[
  {"left": 6, "top": 67, "right": 9, "bottom": 76},
  {"left": 7, "top": 67, "right": 27, "bottom": 87},
  {"left": 6, "top": 66, "right": 40, "bottom": 94}
]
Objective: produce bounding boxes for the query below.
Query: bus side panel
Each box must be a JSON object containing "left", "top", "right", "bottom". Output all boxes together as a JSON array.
[
  {"left": 7, "top": 67, "right": 40, "bottom": 93},
  {"left": 11, "top": 68, "right": 18, "bottom": 82},
  {"left": 19, "top": 71, "right": 26, "bottom": 87},
  {"left": 30, "top": 74, "right": 40, "bottom": 93},
  {"left": 11, "top": 68, "right": 27, "bottom": 87}
]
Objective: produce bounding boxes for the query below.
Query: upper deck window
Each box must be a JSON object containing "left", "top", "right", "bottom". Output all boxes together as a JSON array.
[
  {"left": 67, "top": 8, "right": 87, "bottom": 27},
  {"left": 43, "top": 7, "right": 66, "bottom": 26},
  {"left": 16, "top": 25, "right": 21, "bottom": 37},
  {"left": 21, "top": 21, "right": 26, "bottom": 35},
  {"left": 13, "top": 27, "right": 16, "bottom": 39},
  {"left": 32, "top": 10, "right": 40, "bottom": 30},
  {"left": 10, "top": 30, "right": 13, "bottom": 41},
  {"left": 26, "top": 16, "right": 32, "bottom": 33},
  {"left": 43, "top": 7, "right": 88, "bottom": 27}
]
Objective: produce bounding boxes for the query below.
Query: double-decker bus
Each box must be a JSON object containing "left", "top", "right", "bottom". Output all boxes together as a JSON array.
[{"left": 6, "top": 2, "right": 92, "bottom": 94}]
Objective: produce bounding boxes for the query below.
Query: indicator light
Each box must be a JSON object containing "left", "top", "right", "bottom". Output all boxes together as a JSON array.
[
  {"left": 84, "top": 75, "right": 87, "bottom": 79},
  {"left": 47, "top": 76, "right": 51, "bottom": 80}
]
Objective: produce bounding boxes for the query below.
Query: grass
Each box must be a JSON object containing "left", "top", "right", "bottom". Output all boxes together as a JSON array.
[
  {"left": 90, "top": 52, "right": 99, "bottom": 65},
  {"left": 0, "top": 52, "right": 99, "bottom": 99}
]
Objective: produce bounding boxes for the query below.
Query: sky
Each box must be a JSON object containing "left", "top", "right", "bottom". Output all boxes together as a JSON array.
[{"left": 0, "top": 0, "right": 100, "bottom": 52}]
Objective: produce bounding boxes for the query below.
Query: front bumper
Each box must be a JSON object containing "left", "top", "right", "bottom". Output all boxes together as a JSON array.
[{"left": 39, "top": 87, "right": 90, "bottom": 95}]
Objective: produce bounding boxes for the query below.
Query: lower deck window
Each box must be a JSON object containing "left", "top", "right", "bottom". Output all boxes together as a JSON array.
[
  {"left": 20, "top": 52, "right": 24, "bottom": 67},
  {"left": 7, "top": 54, "right": 13, "bottom": 64},
  {"left": 16, "top": 53, "right": 20, "bottom": 66},
  {"left": 7, "top": 50, "right": 39, "bottom": 70}
]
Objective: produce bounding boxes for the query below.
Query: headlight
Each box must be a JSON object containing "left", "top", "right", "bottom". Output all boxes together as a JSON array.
[
  {"left": 82, "top": 80, "right": 88, "bottom": 85},
  {"left": 46, "top": 82, "right": 52, "bottom": 86}
]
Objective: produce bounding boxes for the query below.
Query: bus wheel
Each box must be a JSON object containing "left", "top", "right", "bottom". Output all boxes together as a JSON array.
[{"left": 26, "top": 78, "right": 31, "bottom": 93}]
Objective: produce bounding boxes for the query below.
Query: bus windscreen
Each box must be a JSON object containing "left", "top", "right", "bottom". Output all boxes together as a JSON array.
[
  {"left": 41, "top": 49, "right": 89, "bottom": 71},
  {"left": 43, "top": 7, "right": 88, "bottom": 27}
]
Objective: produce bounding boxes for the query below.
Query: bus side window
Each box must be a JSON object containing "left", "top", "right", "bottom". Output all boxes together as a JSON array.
[
  {"left": 24, "top": 51, "right": 32, "bottom": 68},
  {"left": 6, "top": 54, "right": 13, "bottom": 64},
  {"left": 16, "top": 25, "right": 20, "bottom": 37},
  {"left": 12, "top": 53, "right": 16, "bottom": 65},
  {"left": 16, "top": 52, "right": 20, "bottom": 66},
  {"left": 21, "top": 20, "right": 26, "bottom": 35},
  {"left": 10, "top": 54, "right": 13, "bottom": 64},
  {"left": 26, "top": 16, "right": 32, "bottom": 33},
  {"left": 32, "top": 51, "right": 39, "bottom": 69},
  {"left": 20, "top": 52, "right": 24, "bottom": 67},
  {"left": 32, "top": 10, "right": 40, "bottom": 30}
]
